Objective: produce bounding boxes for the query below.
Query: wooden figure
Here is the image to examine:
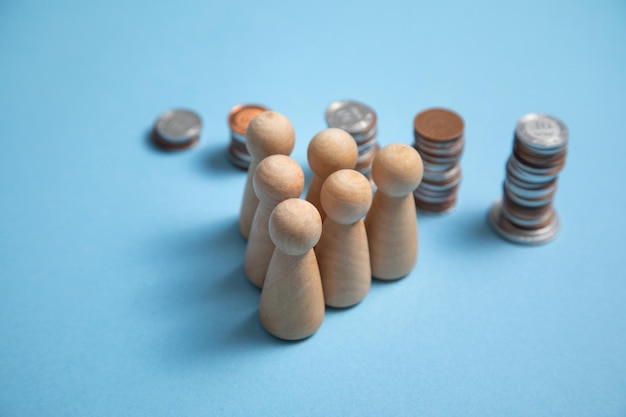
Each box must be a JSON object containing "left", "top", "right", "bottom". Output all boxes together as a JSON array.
[
  {"left": 259, "top": 198, "right": 324, "bottom": 340},
  {"left": 245, "top": 155, "right": 304, "bottom": 288},
  {"left": 239, "top": 111, "right": 295, "bottom": 239},
  {"left": 305, "top": 128, "right": 358, "bottom": 221},
  {"left": 316, "top": 169, "right": 372, "bottom": 308},
  {"left": 365, "top": 143, "right": 423, "bottom": 280}
]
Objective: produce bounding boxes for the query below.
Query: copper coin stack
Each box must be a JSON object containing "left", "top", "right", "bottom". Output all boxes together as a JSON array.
[
  {"left": 412, "top": 108, "right": 465, "bottom": 213},
  {"left": 227, "top": 104, "right": 270, "bottom": 170},
  {"left": 324, "top": 100, "right": 378, "bottom": 178},
  {"left": 489, "top": 113, "right": 568, "bottom": 245}
]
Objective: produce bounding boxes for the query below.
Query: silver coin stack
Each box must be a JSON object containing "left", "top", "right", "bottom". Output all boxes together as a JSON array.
[
  {"left": 325, "top": 100, "right": 378, "bottom": 178},
  {"left": 412, "top": 108, "right": 465, "bottom": 213},
  {"left": 489, "top": 113, "right": 568, "bottom": 245}
]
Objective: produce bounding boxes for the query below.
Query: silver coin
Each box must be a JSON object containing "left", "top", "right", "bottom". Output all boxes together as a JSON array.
[
  {"left": 414, "top": 136, "right": 465, "bottom": 156},
  {"left": 507, "top": 157, "right": 559, "bottom": 184},
  {"left": 155, "top": 109, "right": 202, "bottom": 143},
  {"left": 423, "top": 164, "right": 460, "bottom": 182},
  {"left": 353, "top": 127, "right": 378, "bottom": 144},
  {"left": 414, "top": 189, "right": 455, "bottom": 203},
  {"left": 504, "top": 177, "right": 556, "bottom": 200},
  {"left": 325, "top": 100, "right": 376, "bottom": 134},
  {"left": 501, "top": 204, "right": 554, "bottom": 229},
  {"left": 422, "top": 160, "right": 458, "bottom": 173},
  {"left": 357, "top": 137, "right": 378, "bottom": 154},
  {"left": 489, "top": 198, "right": 559, "bottom": 245},
  {"left": 515, "top": 113, "right": 568, "bottom": 151},
  {"left": 231, "top": 131, "right": 247, "bottom": 145},
  {"left": 503, "top": 186, "right": 553, "bottom": 208}
]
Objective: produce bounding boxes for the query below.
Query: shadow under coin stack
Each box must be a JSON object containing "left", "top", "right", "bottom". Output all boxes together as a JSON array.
[
  {"left": 489, "top": 113, "right": 568, "bottom": 245},
  {"left": 227, "top": 104, "right": 270, "bottom": 170},
  {"left": 324, "top": 100, "right": 378, "bottom": 178},
  {"left": 412, "top": 108, "right": 464, "bottom": 213}
]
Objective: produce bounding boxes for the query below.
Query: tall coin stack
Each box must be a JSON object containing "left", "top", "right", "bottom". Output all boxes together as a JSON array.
[
  {"left": 489, "top": 113, "right": 568, "bottom": 245},
  {"left": 324, "top": 100, "right": 378, "bottom": 178},
  {"left": 227, "top": 104, "right": 270, "bottom": 170},
  {"left": 412, "top": 108, "right": 465, "bottom": 213}
]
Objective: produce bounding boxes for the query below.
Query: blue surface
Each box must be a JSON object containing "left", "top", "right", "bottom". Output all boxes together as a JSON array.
[{"left": 1, "top": 0, "right": 625, "bottom": 416}]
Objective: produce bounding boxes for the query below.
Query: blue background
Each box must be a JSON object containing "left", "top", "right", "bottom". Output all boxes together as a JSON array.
[{"left": 1, "top": 0, "right": 625, "bottom": 416}]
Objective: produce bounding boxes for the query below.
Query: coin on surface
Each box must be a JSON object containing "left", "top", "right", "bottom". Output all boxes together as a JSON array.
[{"left": 153, "top": 109, "right": 202, "bottom": 150}]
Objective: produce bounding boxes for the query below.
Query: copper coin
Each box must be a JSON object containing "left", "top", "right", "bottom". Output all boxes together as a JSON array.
[
  {"left": 415, "top": 193, "right": 457, "bottom": 213},
  {"left": 413, "top": 108, "right": 464, "bottom": 143},
  {"left": 228, "top": 104, "right": 270, "bottom": 140},
  {"left": 513, "top": 142, "right": 567, "bottom": 167},
  {"left": 502, "top": 195, "right": 552, "bottom": 218},
  {"left": 503, "top": 205, "right": 556, "bottom": 229}
]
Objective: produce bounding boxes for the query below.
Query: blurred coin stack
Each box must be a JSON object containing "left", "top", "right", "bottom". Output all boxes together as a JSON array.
[
  {"left": 152, "top": 109, "right": 202, "bottom": 150},
  {"left": 227, "top": 104, "right": 270, "bottom": 170},
  {"left": 325, "top": 100, "right": 378, "bottom": 178},
  {"left": 489, "top": 113, "right": 568, "bottom": 245},
  {"left": 412, "top": 108, "right": 465, "bottom": 213}
]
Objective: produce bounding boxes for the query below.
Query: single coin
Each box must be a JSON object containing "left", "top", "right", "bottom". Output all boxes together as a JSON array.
[
  {"left": 413, "top": 108, "right": 464, "bottom": 142},
  {"left": 228, "top": 104, "right": 270, "bottom": 142},
  {"left": 515, "top": 113, "right": 568, "bottom": 151},
  {"left": 153, "top": 109, "right": 202, "bottom": 150},
  {"left": 325, "top": 100, "right": 377, "bottom": 135}
]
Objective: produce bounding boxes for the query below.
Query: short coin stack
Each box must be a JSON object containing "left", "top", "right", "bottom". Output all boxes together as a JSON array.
[
  {"left": 325, "top": 100, "right": 378, "bottom": 178},
  {"left": 412, "top": 108, "right": 465, "bottom": 213},
  {"left": 489, "top": 113, "right": 568, "bottom": 244},
  {"left": 152, "top": 109, "right": 202, "bottom": 150},
  {"left": 227, "top": 104, "right": 270, "bottom": 170}
]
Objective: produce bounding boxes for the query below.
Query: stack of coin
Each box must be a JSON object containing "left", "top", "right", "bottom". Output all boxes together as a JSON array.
[
  {"left": 412, "top": 108, "right": 464, "bottom": 213},
  {"left": 489, "top": 113, "right": 568, "bottom": 245},
  {"left": 325, "top": 100, "right": 378, "bottom": 178},
  {"left": 227, "top": 104, "right": 270, "bottom": 170},
  {"left": 152, "top": 109, "right": 202, "bottom": 150}
]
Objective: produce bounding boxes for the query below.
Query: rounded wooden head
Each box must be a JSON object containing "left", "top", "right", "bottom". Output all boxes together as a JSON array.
[
  {"left": 253, "top": 155, "right": 304, "bottom": 208},
  {"left": 372, "top": 143, "right": 423, "bottom": 197},
  {"left": 246, "top": 111, "right": 295, "bottom": 160},
  {"left": 321, "top": 169, "right": 372, "bottom": 225},
  {"left": 307, "top": 128, "right": 358, "bottom": 179},
  {"left": 269, "top": 199, "right": 322, "bottom": 256}
]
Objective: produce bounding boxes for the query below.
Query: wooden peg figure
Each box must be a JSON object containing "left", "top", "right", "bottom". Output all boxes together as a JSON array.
[
  {"left": 305, "top": 128, "right": 358, "bottom": 221},
  {"left": 365, "top": 143, "right": 423, "bottom": 280},
  {"left": 316, "top": 169, "right": 372, "bottom": 308},
  {"left": 245, "top": 155, "right": 304, "bottom": 288},
  {"left": 239, "top": 111, "right": 295, "bottom": 239},
  {"left": 259, "top": 198, "right": 324, "bottom": 340}
]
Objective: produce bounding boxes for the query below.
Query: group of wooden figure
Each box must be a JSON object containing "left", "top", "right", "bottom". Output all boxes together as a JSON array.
[{"left": 238, "top": 111, "right": 424, "bottom": 341}]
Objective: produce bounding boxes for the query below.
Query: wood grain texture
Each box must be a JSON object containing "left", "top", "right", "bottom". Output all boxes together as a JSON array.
[
  {"left": 316, "top": 169, "right": 372, "bottom": 307},
  {"left": 239, "top": 111, "right": 295, "bottom": 239},
  {"left": 259, "top": 199, "right": 324, "bottom": 340},
  {"left": 305, "top": 128, "right": 358, "bottom": 221},
  {"left": 245, "top": 155, "right": 304, "bottom": 288},
  {"left": 365, "top": 144, "right": 423, "bottom": 280}
]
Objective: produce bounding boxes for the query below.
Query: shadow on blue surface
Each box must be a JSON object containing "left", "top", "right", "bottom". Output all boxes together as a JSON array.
[
  {"left": 147, "top": 218, "right": 289, "bottom": 369},
  {"left": 193, "top": 142, "right": 245, "bottom": 177},
  {"left": 147, "top": 219, "right": 304, "bottom": 364}
]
